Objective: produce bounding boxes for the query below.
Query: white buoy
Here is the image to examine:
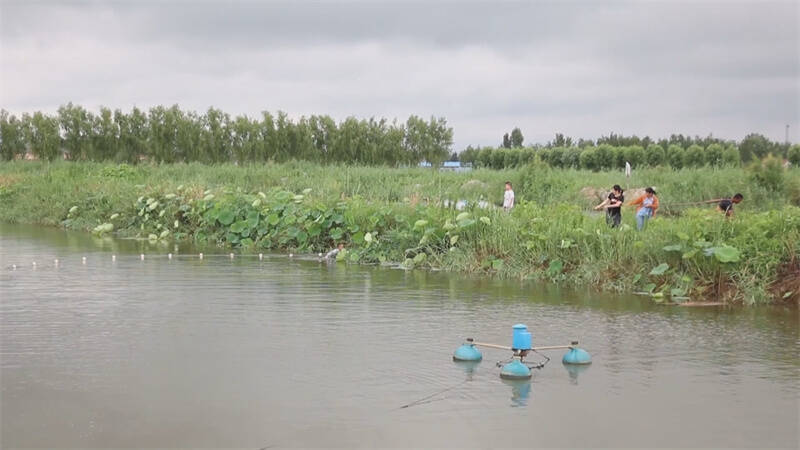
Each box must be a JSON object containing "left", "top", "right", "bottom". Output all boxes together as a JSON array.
[
  {"left": 289, "top": 253, "right": 294, "bottom": 258},
  {"left": 318, "top": 252, "right": 323, "bottom": 257},
  {"left": 32, "top": 261, "right": 37, "bottom": 268},
  {"left": 140, "top": 254, "right": 145, "bottom": 260},
  {"left": 112, "top": 254, "right": 116, "bottom": 262},
  {"left": 82, "top": 256, "right": 87, "bottom": 264},
  {"left": 168, "top": 253, "right": 173, "bottom": 259},
  {"left": 230, "top": 253, "right": 234, "bottom": 259},
  {"left": 259, "top": 253, "right": 263, "bottom": 260},
  {"left": 54, "top": 259, "right": 59, "bottom": 265},
  {"left": 12, "top": 264, "right": 16, "bottom": 270},
  {"left": 199, "top": 253, "right": 204, "bottom": 259}
]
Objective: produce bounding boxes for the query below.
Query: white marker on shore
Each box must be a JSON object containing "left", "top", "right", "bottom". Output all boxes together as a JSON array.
[
  {"left": 168, "top": 253, "right": 173, "bottom": 259},
  {"left": 140, "top": 254, "right": 145, "bottom": 260},
  {"left": 82, "top": 256, "right": 87, "bottom": 264},
  {"left": 230, "top": 253, "right": 234, "bottom": 259},
  {"left": 12, "top": 264, "right": 16, "bottom": 270},
  {"left": 289, "top": 253, "right": 294, "bottom": 258},
  {"left": 32, "top": 261, "right": 37, "bottom": 268},
  {"left": 259, "top": 253, "right": 263, "bottom": 260},
  {"left": 199, "top": 253, "right": 204, "bottom": 259},
  {"left": 54, "top": 259, "right": 59, "bottom": 265},
  {"left": 112, "top": 254, "right": 116, "bottom": 262}
]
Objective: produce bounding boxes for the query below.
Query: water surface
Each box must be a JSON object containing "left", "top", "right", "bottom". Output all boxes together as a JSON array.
[{"left": 1, "top": 224, "right": 798, "bottom": 448}]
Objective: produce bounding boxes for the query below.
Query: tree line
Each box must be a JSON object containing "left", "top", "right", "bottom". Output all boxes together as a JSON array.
[
  {"left": 0, "top": 104, "right": 453, "bottom": 165},
  {"left": 460, "top": 132, "right": 799, "bottom": 170},
  {"left": 2, "top": 104, "right": 796, "bottom": 169}
]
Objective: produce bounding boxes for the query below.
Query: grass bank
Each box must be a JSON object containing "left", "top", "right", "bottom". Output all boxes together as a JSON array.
[{"left": 1, "top": 161, "right": 798, "bottom": 305}]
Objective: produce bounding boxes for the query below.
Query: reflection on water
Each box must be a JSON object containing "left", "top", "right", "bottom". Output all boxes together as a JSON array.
[
  {"left": 1, "top": 223, "right": 798, "bottom": 448},
  {"left": 563, "top": 363, "right": 591, "bottom": 385},
  {"left": 501, "top": 379, "right": 532, "bottom": 407}
]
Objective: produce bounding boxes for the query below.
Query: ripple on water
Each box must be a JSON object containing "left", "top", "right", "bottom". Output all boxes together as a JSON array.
[{"left": 1, "top": 225, "right": 798, "bottom": 449}]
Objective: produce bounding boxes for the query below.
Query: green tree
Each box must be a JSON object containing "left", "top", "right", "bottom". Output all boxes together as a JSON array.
[
  {"left": 644, "top": 143, "right": 666, "bottom": 166},
  {"left": 502, "top": 133, "right": 511, "bottom": 148},
  {"left": 425, "top": 116, "right": 453, "bottom": 166},
  {"left": 595, "top": 144, "right": 614, "bottom": 169},
  {"left": 27, "top": 112, "right": 61, "bottom": 161},
  {"left": 92, "top": 107, "right": 118, "bottom": 160},
  {"left": 705, "top": 143, "right": 725, "bottom": 167},
  {"left": 788, "top": 144, "right": 800, "bottom": 166},
  {"left": 666, "top": 144, "right": 685, "bottom": 169},
  {"left": 739, "top": 133, "right": 770, "bottom": 162},
  {"left": 0, "top": 110, "right": 26, "bottom": 160},
  {"left": 684, "top": 144, "right": 705, "bottom": 167},
  {"left": 579, "top": 147, "right": 600, "bottom": 171},
  {"left": 623, "top": 145, "right": 645, "bottom": 167},
  {"left": 721, "top": 145, "right": 740, "bottom": 166},
  {"left": 510, "top": 127, "right": 524, "bottom": 147},
  {"left": 58, "top": 102, "right": 93, "bottom": 160}
]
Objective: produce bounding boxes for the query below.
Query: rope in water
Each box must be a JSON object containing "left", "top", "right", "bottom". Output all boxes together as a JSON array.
[{"left": 396, "top": 379, "right": 469, "bottom": 410}]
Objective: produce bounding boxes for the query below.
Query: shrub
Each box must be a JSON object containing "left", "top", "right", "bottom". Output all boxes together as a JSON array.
[
  {"left": 685, "top": 144, "right": 705, "bottom": 167},
  {"left": 596, "top": 144, "right": 615, "bottom": 170},
  {"left": 705, "top": 143, "right": 725, "bottom": 167},
  {"left": 623, "top": 145, "right": 645, "bottom": 167},
  {"left": 722, "top": 145, "right": 740, "bottom": 167},
  {"left": 788, "top": 144, "right": 800, "bottom": 167},
  {"left": 748, "top": 154, "right": 785, "bottom": 192},
  {"left": 666, "top": 144, "right": 685, "bottom": 169},
  {"left": 579, "top": 147, "right": 600, "bottom": 171},
  {"left": 645, "top": 143, "right": 666, "bottom": 167}
]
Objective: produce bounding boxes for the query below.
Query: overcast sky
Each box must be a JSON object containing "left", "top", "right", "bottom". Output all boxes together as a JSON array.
[{"left": 1, "top": 0, "right": 798, "bottom": 147}]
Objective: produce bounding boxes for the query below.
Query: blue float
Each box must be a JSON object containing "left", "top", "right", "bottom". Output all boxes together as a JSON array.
[
  {"left": 453, "top": 339, "right": 482, "bottom": 362},
  {"left": 500, "top": 358, "right": 532, "bottom": 379},
  {"left": 562, "top": 347, "right": 592, "bottom": 365}
]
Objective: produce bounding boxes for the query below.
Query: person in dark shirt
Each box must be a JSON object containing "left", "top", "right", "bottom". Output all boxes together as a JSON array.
[
  {"left": 717, "top": 193, "right": 743, "bottom": 217},
  {"left": 593, "top": 184, "right": 625, "bottom": 227}
]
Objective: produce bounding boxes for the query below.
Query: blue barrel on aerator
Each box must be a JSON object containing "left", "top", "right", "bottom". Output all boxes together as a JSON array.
[{"left": 512, "top": 324, "right": 532, "bottom": 350}]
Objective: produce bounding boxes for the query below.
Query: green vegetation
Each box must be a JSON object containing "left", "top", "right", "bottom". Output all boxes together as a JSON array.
[
  {"left": 463, "top": 131, "right": 797, "bottom": 170},
  {"left": 1, "top": 161, "right": 797, "bottom": 305},
  {"left": 0, "top": 105, "right": 453, "bottom": 165},
  {"left": 460, "top": 139, "right": 799, "bottom": 171}
]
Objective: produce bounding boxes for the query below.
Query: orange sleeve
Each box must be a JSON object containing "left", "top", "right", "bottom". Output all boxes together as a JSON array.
[
  {"left": 628, "top": 195, "right": 643, "bottom": 206},
  {"left": 652, "top": 196, "right": 659, "bottom": 210}
]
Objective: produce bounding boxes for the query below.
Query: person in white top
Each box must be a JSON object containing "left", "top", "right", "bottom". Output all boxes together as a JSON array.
[{"left": 503, "top": 181, "right": 515, "bottom": 212}]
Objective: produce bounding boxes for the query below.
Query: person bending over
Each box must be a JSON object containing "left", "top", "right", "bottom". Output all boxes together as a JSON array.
[{"left": 717, "top": 193, "right": 743, "bottom": 217}]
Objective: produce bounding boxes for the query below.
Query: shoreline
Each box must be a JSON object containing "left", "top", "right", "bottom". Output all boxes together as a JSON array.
[{"left": 1, "top": 161, "right": 798, "bottom": 305}]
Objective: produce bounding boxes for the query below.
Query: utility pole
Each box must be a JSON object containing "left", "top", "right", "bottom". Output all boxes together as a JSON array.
[{"left": 786, "top": 124, "right": 790, "bottom": 145}]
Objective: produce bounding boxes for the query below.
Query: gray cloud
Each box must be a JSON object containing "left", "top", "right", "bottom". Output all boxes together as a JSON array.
[{"left": 1, "top": 0, "right": 798, "bottom": 147}]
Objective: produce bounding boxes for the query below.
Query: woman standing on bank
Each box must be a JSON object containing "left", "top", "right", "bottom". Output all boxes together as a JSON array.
[
  {"left": 593, "top": 184, "right": 625, "bottom": 227},
  {"left": 628, "top": 187, "right": 659, "bottom": 230}
]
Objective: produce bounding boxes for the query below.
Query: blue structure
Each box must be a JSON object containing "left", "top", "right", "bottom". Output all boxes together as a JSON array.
[
  {"left": 512, "top": 324, "right": 532, "bottom": 350},
  {"left": 453, "top": 325, "right": 592, "bottom": 380},
  {"left": 562, "top": 347, "right": 592, "bottom": 365},
  {"left": 453, "top": 339, "right": 482, "bottom": 361}
]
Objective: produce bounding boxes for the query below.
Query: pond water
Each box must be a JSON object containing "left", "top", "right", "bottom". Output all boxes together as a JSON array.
[{"left": 1, "top": 223, "right": 798, "bottom": 448}]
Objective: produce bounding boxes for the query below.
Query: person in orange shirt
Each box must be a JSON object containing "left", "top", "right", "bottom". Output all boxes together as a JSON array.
[{"left": 628, "top": 187, "right": 659, "bottom": 230}]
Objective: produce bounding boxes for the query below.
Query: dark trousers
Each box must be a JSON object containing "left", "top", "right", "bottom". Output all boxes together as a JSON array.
[{"left": 607, "top": 211, "right": 621, "bottom": 228}]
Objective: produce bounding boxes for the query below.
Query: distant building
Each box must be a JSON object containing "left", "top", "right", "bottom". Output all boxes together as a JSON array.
[
  {"left": 440, "top": 161, "right": 472, "bottom": 172},
  {"left": 419, "top": 160, "right": 472, "bottom": 172}
]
